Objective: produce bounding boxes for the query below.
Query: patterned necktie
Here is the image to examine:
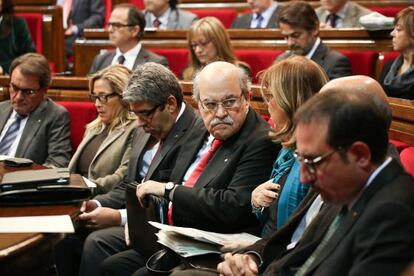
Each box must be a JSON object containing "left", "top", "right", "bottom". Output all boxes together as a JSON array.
[
  {"left": 0, "top": 115, "right": 23, "bottom": 155},
  {"left": 255, "top": 13, "right": 264, "bottom": 28},
  {"left": 153, "top": 18, "right": 161, "bottom": 28},
  {"left": 326, "top": 13, "right": 339, "bottom": 28},
  {"left": 295, "top": 207, "right": 348, "bottom": 276},
  {"left": 117, "top": 55, "right": 125, "bottom": 65},
  {"left": 167, "top": 139, "right": 222, "bottom": 225}
]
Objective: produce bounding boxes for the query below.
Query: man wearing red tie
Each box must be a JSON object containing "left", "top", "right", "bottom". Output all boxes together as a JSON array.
[{"left": 99, "top": 61, "right": 280, "bottom": 275}]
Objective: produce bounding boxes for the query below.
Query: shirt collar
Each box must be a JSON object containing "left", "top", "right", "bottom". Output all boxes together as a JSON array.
[
  {"left": 260, "top": 2, "right": 278, "bottom": 21},
  {"left": 150, "top": 8, "right": 171, "bottom": 29},
  {"left": 116, "top": 42, "right": 142, "bottom": 59},
  {"left": 305, "top": 37, "right": 321, "bottom": 59},
  {"left": 176, "top": 102, "right": 186, "bottom": 123}
]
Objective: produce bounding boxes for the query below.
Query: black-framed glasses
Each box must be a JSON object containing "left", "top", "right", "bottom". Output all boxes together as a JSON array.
[
  {"left": 293, "top": 148, "right": 343, "bottom": 175},
  {"left": 107, "top": 22, "right": 137, "bottom": 29},
  {"left": 199, "top": 92, "right": 245, "bottom": 112},
  {"left": 9, "top": 83, "right": 40, "bottom": 96},
  {"left": 89, "top": 92, "right": 119, "bottom": 103},
  {"left": 190, "top": 40, "right": 211, "bottom": 50},
  {"left": 132, "top": 104, "right": 163, "bottom": 121}
]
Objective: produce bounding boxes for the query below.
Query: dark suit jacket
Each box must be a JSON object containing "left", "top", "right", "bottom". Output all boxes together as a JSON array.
[
  {"left": 169, "top": 108, "right": 280, "bottom": 233},
  {"left": 231, "top": 6, "right": 279, "bottom": 28},
  {"left": 0, "top": 98, "right": 71, "bottom": 167},
  {"left": 276, "top": 42, "right": 352, "bottom": 80},
  {"left": 145, "top": 8, "right": 198, "bottom": 29},
  {"left": 70, "top": 0, "right": 104, "bottom": 34},
  {"left": 95, "top": 104, "right": 197, "bottom": 209},
  {"left": 89, "top": 47, "right": 169, "bottom": 74},
  {"left": 250, "top": 159, "right": 414, "bottom": 276}
]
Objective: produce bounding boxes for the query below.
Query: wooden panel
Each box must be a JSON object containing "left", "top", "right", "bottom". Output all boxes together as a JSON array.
[{"left": 12, "top": 0, "right": 54, "bottom": 5}]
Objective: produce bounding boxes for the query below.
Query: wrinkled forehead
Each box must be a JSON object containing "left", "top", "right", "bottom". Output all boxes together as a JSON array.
[{"left": 198, "top": 73, "right": 242, "bottom": 100}]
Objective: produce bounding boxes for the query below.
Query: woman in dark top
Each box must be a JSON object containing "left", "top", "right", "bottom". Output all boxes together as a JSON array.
[
  {"left": 0, "top": 0, "right": 35, "bottom": 74},
  {"left": 380, "top": 7, "right": 414, "bottom": 99}
]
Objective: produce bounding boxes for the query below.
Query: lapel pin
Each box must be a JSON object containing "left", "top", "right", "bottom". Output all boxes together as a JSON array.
[
  {"left": 352, "top": 211, "right": 358, "bottom": 219},
  {"left": 224, "top": 158, "right": 228, "bottom": 162}
]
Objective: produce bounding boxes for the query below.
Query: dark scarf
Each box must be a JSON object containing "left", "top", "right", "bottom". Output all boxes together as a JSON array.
[{"left": 383, "top": 55, "right": 414, "bottom": 99}]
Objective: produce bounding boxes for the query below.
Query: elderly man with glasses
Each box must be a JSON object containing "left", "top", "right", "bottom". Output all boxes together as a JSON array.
[
  {"left": 89, "top": 3, "right": 168, "bottom": 74},
  {"left": 0, "top": 53, "right": 71, "bottom": 167}
]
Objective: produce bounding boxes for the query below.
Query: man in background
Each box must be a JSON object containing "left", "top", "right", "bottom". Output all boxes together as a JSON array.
[
  {"left": 232, "top": 0, "right": 280, "bottom": 28},
  {"left": 144, "top": 0, "right": 198, "bottom": 29},
  {"left": 316, "top": 0, "right": 372, "bottom": 28}
]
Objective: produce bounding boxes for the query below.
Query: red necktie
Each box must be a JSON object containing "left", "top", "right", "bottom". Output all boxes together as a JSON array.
[
  {"left": 153, "top": 18, "right": 161, "bottom": 28},
  {"left": 168, "top": 139, "right": 222, "bottom": 224}
]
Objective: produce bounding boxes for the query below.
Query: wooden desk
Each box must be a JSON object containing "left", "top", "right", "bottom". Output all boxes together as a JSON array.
[{"left": 0, "top": 164, "right": 86, "bottom": 275}]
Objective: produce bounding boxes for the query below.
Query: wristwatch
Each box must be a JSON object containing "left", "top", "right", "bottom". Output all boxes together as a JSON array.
[{"left": 164, "top": 182, "right": 175, "bottom": 200}]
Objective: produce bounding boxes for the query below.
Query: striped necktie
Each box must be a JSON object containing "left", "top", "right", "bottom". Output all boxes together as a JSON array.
[
  {"left": 255, "top": 13, "right": 264, "bottom": 28},
  {"left": 0, "top": 114, "right": 23, "bottom": 155}
]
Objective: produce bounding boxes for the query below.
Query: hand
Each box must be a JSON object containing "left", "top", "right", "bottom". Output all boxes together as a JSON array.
[
  {"left": 64, "top": 25, "right": 74, "bottom": 36},
  {"left": 221, "top": 240, "right": 255, "bottom": 252},
  {"left": 78, "top": 207, "right": 121, "bottom": 229},
  {"left": 124, "top": 222, "right": 130, "bottom": 246},
  {"left": 80, "top": 200, "right": 98, "bottom": 213},
  {"left": 251, "top": 179, "right": 280, "bottom": 209},
  {"left": 217, "top": 253, "right": 258, "bottom": 276},
  {"left": 136, "top": 180, "right": 166, "bottom": 208}
]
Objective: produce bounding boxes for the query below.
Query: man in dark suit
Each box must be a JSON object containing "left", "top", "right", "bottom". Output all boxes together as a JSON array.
[
  {"left": 0, "top": 53, "right": 71, "bottom": 167},
  {"left": 232, "top": 0, "right": 280, "bottom": 29},
  {"left": 54, "top": 63, "right": 198, "bottom": 276},
  {"left": 316, "top": 0, "right": 372, "bottom": 28},
  {"left": 89, "top": 4, "right": 168, "bottom": 74},
  {"left": 275, "top": 1, "right": 351, "bottom": 80},
  {"left": 215, "top": 77, "right": 414, "bottom": 276},
  {"left": 144, "top": 0, "right": 198, "bottom": 29}
]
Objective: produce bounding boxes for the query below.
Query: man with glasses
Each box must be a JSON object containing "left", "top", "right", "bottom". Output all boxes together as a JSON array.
[
  {"left": 89, "top": 4, "right": 168, "bottom": 74},
  {"left": 275, "top": 1, "right": 351, "bottom": 80},
  {"left": 0, "top": 53, "right": 71, "bottom": 167},
  {"left": 214, "top": 76, "right": 414, "bottom": 276},
  {"left": 102, "top": 61, "right": 279, "bottom": 275}
]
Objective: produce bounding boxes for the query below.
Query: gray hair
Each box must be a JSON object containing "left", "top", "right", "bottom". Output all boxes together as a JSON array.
[{"left": 123, "top": 62, "right": 183, "bottom": 106}]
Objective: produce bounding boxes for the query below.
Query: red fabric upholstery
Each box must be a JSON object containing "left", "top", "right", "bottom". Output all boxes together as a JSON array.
[
  {"left": 389, "top": 139, "right": 411, "bottom": 153},
  {"left": 235, "top": 49, "right": 283, "bottom": 83},
  {"left": 370, "top": 7, "right": 403, "bottom": 17},
  {"left": 105, "top": 0, "right": 112, "bottom": 25},
  {"left": 378, "top": 51, "right": 399, "bottom": 72},
  {"left": 129, "top": 0, "right": 145, "bottom": 10},
  {"left": 150, "top": 48, "right": 189, "bottom": 77},
  {"left": 16, "top": 13, "right": 43, "bottom": 53},
  {"left": 400, "top": 147, "right": 414, "bottom": 177},
  {"left": 57, "top": 101, "right": 97, "bottom": 152},
  {"left": 339, "top": 50, "right": 378, "bottom": 77},
  {"left": 188, "top": 9, "right": 238, "bottom": 28}
]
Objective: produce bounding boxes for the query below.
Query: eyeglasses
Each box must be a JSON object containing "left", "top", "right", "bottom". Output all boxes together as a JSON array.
[
  {"left": 89, "top": 92, "right": 119, "bottom": 103},
  {"left": 293, "top": 148, "right": 343, "bottom": 175},
  {"left": 190, "top": 40, "right": 211, "bottom": 50},
  {"left": 9, "top": 83, "right": 40, "bottom": 96},
  {"left": 199, "top": 93, "right": 245, "bottom": 112},
  {"left": 132, "top": 104, "right": 163, "bottom": 121},
  {"left": 107, "top": 22, "right": 137, "bottom": 30}
]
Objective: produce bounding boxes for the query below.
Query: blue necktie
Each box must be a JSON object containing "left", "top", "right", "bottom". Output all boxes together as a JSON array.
[
  {"left": 255, "top": 13, "right": 264, "bottom": 28},
  {"left": 0, "top": 115, "right": 23, "bottom": 155}
]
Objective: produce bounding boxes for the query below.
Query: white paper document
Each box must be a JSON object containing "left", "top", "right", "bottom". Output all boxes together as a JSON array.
[
  {"left": 149, "top": 221, "right": 260, "bottom": 257},
  {"left": 82, "top": 176, "right": 97, "bottom": 188},
  {"left": 0, "top": 215, "right": 75, "bottom": 233}
]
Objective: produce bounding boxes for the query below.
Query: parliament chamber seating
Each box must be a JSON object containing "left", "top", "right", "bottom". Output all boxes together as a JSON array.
[
  {"left": 57, "top": 101, "right": 97, "bottom": 152},
  {"left": 188, "top": 9, "right": 238, "bottom": 28},
  {"left": 151, "top": 48, "right": 190, "bottom": 77},
  {"left": 16, "top": 13, "right": 43, "bottom": 54},
  {"left": 400, "top": 147, "right": 414, "bottom": 177},
  {"left": 129, "top": 0, "right": 145, "bottom": 10},
  {"left": 370, "top": 6, "right": 404, "bottom": 17},
  {"left": 339, "top": 50, "right": 379, "bottom": 77}
]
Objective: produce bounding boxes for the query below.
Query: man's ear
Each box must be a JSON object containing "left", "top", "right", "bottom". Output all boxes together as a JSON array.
[
  {"left": 166, "top": 95, "right": 178, "bottom": 113},
  {"left": 348, "top": 141, "right": 371, "bottom": 168},
  {"left": 132, "top": 25, "right": 140, "bottom": 38}
]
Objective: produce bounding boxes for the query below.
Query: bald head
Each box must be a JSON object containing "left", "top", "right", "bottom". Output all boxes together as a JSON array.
[{"left": 320, "top": 75, "right": 387, "bottom": 101}]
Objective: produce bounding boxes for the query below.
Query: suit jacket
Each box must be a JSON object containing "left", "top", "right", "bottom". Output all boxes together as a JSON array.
[
  {"left": 95, "top": 104, "right": 197, "bottom": 209},
  {"left": 68, "top": 119, "right": 137, "bottom": 195},
  {"left": 169, "top": 108, "right": 280, "bottom": 233},
  {"left": 276, "top": 42, "right": 352, "bottom": 80},
  {"left": 89, "top": 47, "right": 169, "bottom": 74},
  {"left": 0, "top": 98, "right": 71, "bottom": 167},
  {"left": 316, "top": 2, "right": 372, "bottom": 28},
  {"left": 250, "top": 159, "right": 414, "bottom": 276},
  {"left": 70, "top": 0, "right": 105, "bottom": 34},
  {"left": 231, "top": 5, "right": 279, "bottom": 28},
  {"left": 145, "top": 8, "right": 198, "bottom": 29}
]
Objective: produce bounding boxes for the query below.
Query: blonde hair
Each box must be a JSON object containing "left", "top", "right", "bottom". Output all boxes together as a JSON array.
[
  {"left": 183, "top": 17, "right": 238, "bottom": 80},
  {"left": 88, "top": 64, "right": 136, "bottom": 132},
  {"left": 260, "top": 56, "right": 328, "bottom": 148}
]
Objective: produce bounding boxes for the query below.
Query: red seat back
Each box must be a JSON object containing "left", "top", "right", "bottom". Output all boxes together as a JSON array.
[
  {"left": 370, "top": 6, "right": 403, "bottom": 17},
  {"left": 378, "top": 51, "right": 399, "bottom": 72},
  {"left": 236, "top": 49, "right": 283, "bottom": 84},
  {"left": 130, "top": 0, "right": 145, "bottom": 10},
  {"left": 16, "top": 13, "right": 43, "bottom": 53},
  {"left": 57, "top": 101, "right": 97, "bottom": 152},
  {"left": 389, "top": 139, "right": 411, "bottom": 153},
  {"left": 150, "top": 48, "right": 189, "bottom": 77},
  {"left": 339, "top": 50, "right": 378, "bottom": 77},
  {"left": 188, "top": 9, "right": 238, "bottom": 28},
  {"left": 105, "top": 0, "right": 112, "bottom": 25},
  {"left": 400, "top": 147, "right": 414, "bottom": 177}
]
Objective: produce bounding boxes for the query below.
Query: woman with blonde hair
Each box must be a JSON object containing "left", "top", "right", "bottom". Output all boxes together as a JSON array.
[
  {"left": 182, "top": 16, "right": 251, "bottom": 80},
  {"left": 69, "top": 64, "right": 136, "bottom": 195}
]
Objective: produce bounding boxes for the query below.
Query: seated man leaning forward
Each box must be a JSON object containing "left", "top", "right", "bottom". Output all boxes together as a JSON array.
[
  {"left": 99, "top": 61, "right": 280, "bottom": 275},
  {"left": 275, "top": 1, "right": 352, "bottom": 80},
  {"left": 0, "top": 53, "right": 71, "bottom": 167}
]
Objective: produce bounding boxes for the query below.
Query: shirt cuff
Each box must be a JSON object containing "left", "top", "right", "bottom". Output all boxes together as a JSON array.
[
  {"left": 244, "top": 250, "right": 264, "bottom": 268},
  {"left": 119, "top": 209, "right": 127, "bottom": 226},
  {"left": 72, "top": 25, "right": 79, "bottom": 35},
  {"left": 92, "top": 199, "right": 102, "bottom": 208}
]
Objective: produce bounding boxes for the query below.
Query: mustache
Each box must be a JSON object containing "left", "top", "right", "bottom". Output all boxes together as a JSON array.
[{"left": 210, "top": 116, "right": 234, "bottom": 128}]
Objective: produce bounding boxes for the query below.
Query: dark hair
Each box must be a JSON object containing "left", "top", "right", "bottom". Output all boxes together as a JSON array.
[
  {"left": 123, "top": 62, "right": 183, "bottom": 106},
  {"left": 9, "top": 53, "right": 51, "bottom": 89},
  {"left": 0, "top": 0, "right": 14, "bottom": 38},
  {"left": 295, "top": 90, "right": 389, "bottom": 164},
  {"left": 394, "top": 6, "right": 414, "bottom": 46},
  {"left": 169, "top": 0, "right": 178, "bottom": 9},
  {"left": 278, "top": 1, "right": 319, "bottom": 31},
  {"left": 114, "top": 3, "right": 146, "bottom": 40}
]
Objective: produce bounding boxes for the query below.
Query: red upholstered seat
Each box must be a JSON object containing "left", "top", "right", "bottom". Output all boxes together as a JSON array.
[
  {"left": 150, "top": 48, "right": 189, "bottom": 77},
  {"left": 129, "top": 0, "right": 145, "bottom": 10},
  {"left": 188, "top": 9, "right": 238, "bottom": 28},
  {"left": 389, "top": 139, "right": 411, "bottom": 153},
  {"left": 339, "top": 50, "right": 378, "bottom": 77},
  {"left": 57, "top": 101, "right": 97, "bottom": 152},
  {"left": 378, "top": 51, "right": 399, "bottom": 72},
  {"left": 16, "top": 13, "right": 43, "bottom": 53},
  {"left": 400, "top": 147, "right": 414, "bottom": 177},
  {"left": 235, "top": 49, "right": 283, "bottom": 83},
  {"left": 105, "top": 0, "right": 112, "bottom": 25},
  {"left": 370, "top": 7, "right": 403, "bottom": 17}
]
